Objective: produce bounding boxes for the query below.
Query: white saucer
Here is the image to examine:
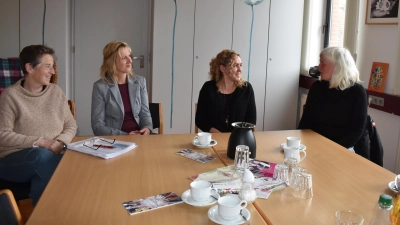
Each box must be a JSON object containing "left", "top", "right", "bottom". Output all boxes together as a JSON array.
[
  {"left": 192, "top": 139, "right": 217, "bottom": 149},
  {"left": 181, "top": 189, "right": 219, "bottom": 206},
  {"left": 280, "top": 143, "right": 306, "bottom": 151},
  {"left": 388, "top": 181, "right": 399, "bottom": 193},
  {"left": 208, "top": 205, "right": 251, "bottom": 225}
]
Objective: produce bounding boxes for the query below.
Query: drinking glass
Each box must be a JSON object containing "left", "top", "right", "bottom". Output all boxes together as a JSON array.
[
  {"left": 283, "top": 157, "right": 298, "bottom": 185},
  {"left": 234, "top": 145, "right": 250, "bottom": 173},
  {"left": 292, "top": 171, "right": 313, "bottom": 199},
  {"left": 334, "top": 210, "right": 364, "bottom": 225},
  {"left": 273, "top": 164, "right": 289, "bottom": 184},
  {"left": 288, "top": 166, "right": 306, "bottom": 188}
]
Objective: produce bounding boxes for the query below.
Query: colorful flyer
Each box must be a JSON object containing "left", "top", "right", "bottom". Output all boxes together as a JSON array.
[
  {"left": 122, "top": 192, "right": 183, "bottom": 215},
  {"left": 175, "top": 149, "right": 216, "bottom": 163}
]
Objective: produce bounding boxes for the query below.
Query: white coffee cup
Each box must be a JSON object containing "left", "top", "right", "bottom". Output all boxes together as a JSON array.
[
  {"left": 190, "top": 180, "right": 218, "bottom": 202},
  {"left": 287, "top": 137, "right": 301, "bottom": 147},
  {"left": 396, "top": 174, "right": 400, "bottom": 190},
  {"left": 218, "top": 195, "right": 247, "bottom": 221},
  {"left": 194, "top": 132, "right": 212, "bottom": 146},
  {"left": 283, "top": 146, "right": 306, "bottom": 162}
]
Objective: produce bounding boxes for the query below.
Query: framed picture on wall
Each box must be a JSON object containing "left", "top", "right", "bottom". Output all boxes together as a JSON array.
[
  {"left": 368, "top": 62, "right": 389, "bottom": 92},
  {"left": 365, "top": 0, "right": 399, "bottom": 24}
]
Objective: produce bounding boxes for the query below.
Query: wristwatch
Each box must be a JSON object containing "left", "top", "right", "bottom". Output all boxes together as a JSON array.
[{"left": 58, "top": 141, "right": 67, "bottom": 153}]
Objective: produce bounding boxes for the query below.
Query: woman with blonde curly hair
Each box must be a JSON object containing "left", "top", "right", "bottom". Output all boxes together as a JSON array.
[
  {"left": 91, "top": 41, "right": 152, "bottom": 135},
  {"left": 298, "top": 47, "right": 368, "bottom": 156},
  {"left": 195, "top": 49, "right": 256, "bottom": 133}
]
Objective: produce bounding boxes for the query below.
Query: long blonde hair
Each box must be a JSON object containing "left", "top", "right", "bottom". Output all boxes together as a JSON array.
[
  {"left": 100, "top": 41, "right": 134, "bottom": 84},
  {"left": 320, "top": 47, "right": 361, "bottom": 90},
  {"left": 209, "top": 49, "right": 246, "bottom": 91}
]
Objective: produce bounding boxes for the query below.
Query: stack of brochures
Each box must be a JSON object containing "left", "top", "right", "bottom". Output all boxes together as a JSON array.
[
  {"left": 189, "top": 159, "right": 287, "bottom": 199},
  {"left": 67, "top": 137, "right": 137, "bottom": 159}
]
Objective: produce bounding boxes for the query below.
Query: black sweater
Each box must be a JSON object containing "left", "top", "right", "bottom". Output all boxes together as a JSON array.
[
  {"left": 195, "top": 80, "right": 256, "bottom": 132},
  {"left": 298, "top": 80, "right": 367, "bottom": 148}
]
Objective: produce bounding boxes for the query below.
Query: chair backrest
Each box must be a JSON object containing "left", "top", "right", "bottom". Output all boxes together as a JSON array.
[
  {"left": 149, "top": 103, "right": 163, "bottom": 134},
  {"left": 0, "top": 58, "right": 24, "bottom": 93},
  {"left": 0, "top": 189, "right": 24, "bottom": 225},
  {"left": 195, "top": 103, "right": 199, "bottom": 133}
]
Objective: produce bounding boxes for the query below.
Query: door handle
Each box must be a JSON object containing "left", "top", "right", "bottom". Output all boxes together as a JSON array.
[{"left": 133, "top": 55, "right": 144, "bottom": 68}]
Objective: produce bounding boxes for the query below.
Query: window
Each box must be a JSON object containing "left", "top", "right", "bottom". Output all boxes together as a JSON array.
[
  {"left": 300, "top": 0, "right": 358, "bottom": 75},
  {"left": 325, "top": 0, "right": 347, "bottom": 47}
]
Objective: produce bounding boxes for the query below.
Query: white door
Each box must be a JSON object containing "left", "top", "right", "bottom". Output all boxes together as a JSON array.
[
  {"left": 263, "top": 0, "right": 303, "bottom": 130},
  {"left": 74, "top": 0, "right": 151, "bottom": 135}
]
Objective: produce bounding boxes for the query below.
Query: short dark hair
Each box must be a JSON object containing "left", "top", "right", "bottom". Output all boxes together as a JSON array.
[{"left": 19, "top": 45, "right": 55, "bottom": 75}]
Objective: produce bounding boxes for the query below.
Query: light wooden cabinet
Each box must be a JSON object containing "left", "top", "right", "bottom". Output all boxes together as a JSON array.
[{"left": 153, "top": 0, "right": 303, "bottom": 134}]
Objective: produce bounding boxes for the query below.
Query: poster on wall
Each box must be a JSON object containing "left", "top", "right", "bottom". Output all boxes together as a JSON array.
[
  {"left": 365, "top": 0, "right": 399, "bottom": 24},
  {"left": 368, "top": 62, "right": 389, "bottom": 92}
]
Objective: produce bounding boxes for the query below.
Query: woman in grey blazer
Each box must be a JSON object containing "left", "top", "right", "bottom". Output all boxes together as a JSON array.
[{"left": 91, "top": 41, "right": 152, "bottom": 136}]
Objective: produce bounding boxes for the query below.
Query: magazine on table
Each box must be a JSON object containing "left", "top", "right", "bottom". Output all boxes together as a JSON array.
[
  {"left": 175, "top": 149, "right": 216, "bottom": 163},
  {"left": 67, "top": 137, "right": 137, "bottom": 159},
  {"left": 189, "top": 159, "right": 284, "bottom": 198},
  {"left": 122, "top": 192, "right": 183, "bottom": 215}
]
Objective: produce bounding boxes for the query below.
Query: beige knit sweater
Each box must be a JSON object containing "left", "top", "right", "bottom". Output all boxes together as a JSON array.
[{"left": 0, "top": 79, "right": 77, "bottom": 158}]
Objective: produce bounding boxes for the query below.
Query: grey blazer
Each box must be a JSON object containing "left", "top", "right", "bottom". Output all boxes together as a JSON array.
[{"left": 91, "top": 75, "right": 153, "bottom": 135}]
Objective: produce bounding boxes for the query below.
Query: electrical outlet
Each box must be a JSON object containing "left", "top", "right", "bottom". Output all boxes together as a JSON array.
[{"left": 369, "top": 95, "right": 384, "bottom": 107}]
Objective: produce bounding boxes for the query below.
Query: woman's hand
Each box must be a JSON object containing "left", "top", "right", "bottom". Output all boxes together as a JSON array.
[
  {"left": 128, "top": 128, "right": 151, "bottom": 135},
  {"left": 36, "top": 138, "right": 64, "bottom": 154},
  {"left": 209, "top": 127, "right": 221, "bottom": 133},
  {"left": 139, "top": 128, "right": 151, "bottom": 135}
]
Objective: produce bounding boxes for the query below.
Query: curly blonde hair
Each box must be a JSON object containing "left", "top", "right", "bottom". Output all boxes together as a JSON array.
[
  {"left": 100, "top": 41, "right": 134, "bottom": 84},
  {"left": 209, "top": 49, "right": 246, "bottom": 91}
]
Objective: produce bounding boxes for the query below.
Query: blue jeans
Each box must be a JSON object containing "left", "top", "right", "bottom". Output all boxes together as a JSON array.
[{"left": 0, "top": 148, "right": 63, "bottom": 206}]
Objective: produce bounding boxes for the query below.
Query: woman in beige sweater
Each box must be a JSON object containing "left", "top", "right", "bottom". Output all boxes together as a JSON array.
[{"left": 0, "top": 45, "right": 77, "bottom": 206}]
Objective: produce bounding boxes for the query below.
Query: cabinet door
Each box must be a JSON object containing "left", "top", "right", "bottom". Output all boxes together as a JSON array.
[
  {"left": 152, "top": 0, "right": 195, "bottom": 133},
  {"left": 74, "top": 0, "right": 150, "bottom": 135},
  {"left": 192, "top": 0, "right": 233, "bottom": 133},
  {"left": 232, "top": 1, "right": 270, "bottom": 131},
  {"left": 263, "top": 0, "right": 304, "bottom": 130}
]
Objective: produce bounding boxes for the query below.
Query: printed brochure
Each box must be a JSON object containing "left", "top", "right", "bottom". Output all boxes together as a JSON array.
[
  {"left": 122, "top": 192, "right": 183, "bottom": 215},
  {"left": 175, "top": 149, "right": 216, "bottom": 163},
  {"left": 189, "top": 159, "right": 284, "bottom": 198}
]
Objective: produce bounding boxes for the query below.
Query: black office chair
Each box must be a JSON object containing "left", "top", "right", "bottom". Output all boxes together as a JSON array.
[
  {"left": 354, "top": 115, "right": 384, "bottom": 166},
  {"left": 0, "top": 189, "right": 24, "bottom": 225},
  {"left": 0, "top": 180, "right": 30, "bottom": 202},
  {"left": 149, "top": 103, "right": 163, "bottom": 134}
]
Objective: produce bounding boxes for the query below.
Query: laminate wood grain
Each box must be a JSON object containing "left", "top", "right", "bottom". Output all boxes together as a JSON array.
[
  {"left": 26, "top": 134, "right": 267, "bottom": 225},
  {"left": 211, "top": 130, "right": 396, "bottom": 224}
]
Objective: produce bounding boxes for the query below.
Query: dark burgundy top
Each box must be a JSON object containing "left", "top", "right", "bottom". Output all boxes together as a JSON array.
[{"left": 118, "top": 83, "right": 140, "bottom": 133}]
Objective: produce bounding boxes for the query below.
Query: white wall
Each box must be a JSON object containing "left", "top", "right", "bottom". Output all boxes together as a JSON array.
[
  {"left": 357, "top": 0, "right": 400, "bottom": 172},
  {"left": 153, "top": 0, "right": 303, "bottom": 134},
  {"left": 0, "top": 0, "right": 71, "bottom": 97},
  {"left": 0, "top": 1, "right": 19, "bottom": 57}
]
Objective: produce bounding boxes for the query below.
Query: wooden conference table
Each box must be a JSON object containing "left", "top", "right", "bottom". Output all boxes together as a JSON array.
[
  {"left": 26, "top": 130, "right": 396, "bottom": 224},
  {"left": 213, "top": 130, "right": 397, "bottom": 224},
  {"left": 26, "top": 134, "right": 267, "bottom": 225}
]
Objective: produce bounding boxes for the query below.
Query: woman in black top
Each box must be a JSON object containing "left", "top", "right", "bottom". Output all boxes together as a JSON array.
[
  {"left": 298, "top": 47, "right": 368, "bottom": 154},
  {"left": 195, "top": 49, "right": 256, "bottom": 133}
]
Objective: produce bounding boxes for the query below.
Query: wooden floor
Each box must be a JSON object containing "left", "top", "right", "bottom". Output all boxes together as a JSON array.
[{"left": 18, "top": 198, "right": 34, "bottom": 224}]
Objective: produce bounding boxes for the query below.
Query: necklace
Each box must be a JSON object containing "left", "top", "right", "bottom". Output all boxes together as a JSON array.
[{"left": 223, "top": 94, "right": 231, "bottom": 128}]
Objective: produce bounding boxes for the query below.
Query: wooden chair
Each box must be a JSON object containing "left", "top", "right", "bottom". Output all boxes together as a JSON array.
[
  {"left": 0, "top": 189, "right": 24, "bottom": 225},
  {"left": 149, "top": 103, "right": 163, "bottom": 134},
  {"left": 51, "top": 62, "right": 76, "bottom": 119}
]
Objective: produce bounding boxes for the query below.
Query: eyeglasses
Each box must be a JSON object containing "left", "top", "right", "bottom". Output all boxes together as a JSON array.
[{"left": 83, "top": 138, "right": 116, "bottom": 150}]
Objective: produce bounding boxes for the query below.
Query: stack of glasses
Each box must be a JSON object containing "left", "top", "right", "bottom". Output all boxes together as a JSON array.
[{"left": 273, "top": 157, "right": 313, "bottom": 199}]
